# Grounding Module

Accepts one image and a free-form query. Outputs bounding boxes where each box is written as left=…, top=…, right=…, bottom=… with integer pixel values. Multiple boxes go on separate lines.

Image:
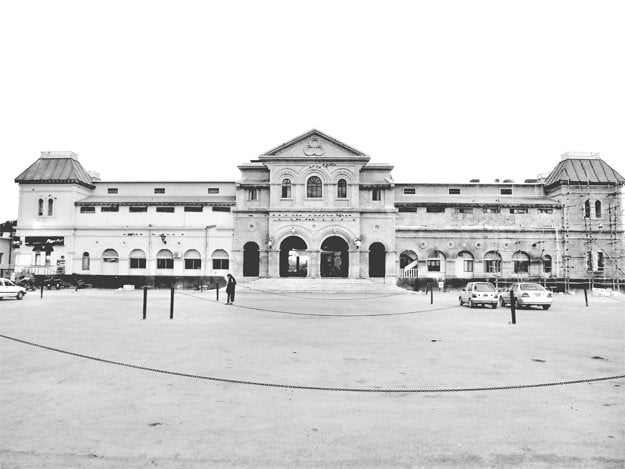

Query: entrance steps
left=244, top=277, right=402, bottom=294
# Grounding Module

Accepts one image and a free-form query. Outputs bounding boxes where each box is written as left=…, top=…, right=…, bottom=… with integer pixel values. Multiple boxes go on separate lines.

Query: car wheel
left=542, top=305, right=550, bottom=310
left=468, top=299, right=475, bottom=309
left=492, top=303, right=498, bottom=309
left=458, top=296, right=464, bottom=306
left=16, top=292, right=24, bottom=300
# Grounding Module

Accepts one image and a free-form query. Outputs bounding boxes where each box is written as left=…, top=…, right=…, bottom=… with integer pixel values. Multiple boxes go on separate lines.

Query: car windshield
left=474, top=283, right=495, bottom=292
left=4, top=280, right=15, bottom=286
left=520, top=283, right=545, bottom=291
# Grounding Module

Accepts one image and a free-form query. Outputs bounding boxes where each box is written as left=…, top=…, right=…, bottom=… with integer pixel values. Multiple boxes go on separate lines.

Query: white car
left=0, top=278, right=27, bottom=300
left=499, top=283, right=553, bottom=310
left=459, top=282, right=498, bottom=308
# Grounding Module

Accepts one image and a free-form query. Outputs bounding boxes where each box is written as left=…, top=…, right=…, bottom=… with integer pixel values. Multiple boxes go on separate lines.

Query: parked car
left=42, top=277, right=73, bottom=290
left=499, top=283, right=553, bottom=310
left=14, top=274, right=36, bottom=291
left=459, top=282, right=498, bottom=308
left=0, top=278, right=27, bottom=300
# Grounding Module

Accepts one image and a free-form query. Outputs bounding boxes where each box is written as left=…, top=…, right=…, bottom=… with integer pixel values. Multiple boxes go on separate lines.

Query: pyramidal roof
left=260, top=129, right=368, bottom=158
left=15, top=151, right=95, bottom=188
left=544, top=152, right=624, bottom=189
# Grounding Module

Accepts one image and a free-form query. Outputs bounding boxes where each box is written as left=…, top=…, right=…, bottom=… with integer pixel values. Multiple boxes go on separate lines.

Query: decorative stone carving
left=303, top=137, right=324, bottom=156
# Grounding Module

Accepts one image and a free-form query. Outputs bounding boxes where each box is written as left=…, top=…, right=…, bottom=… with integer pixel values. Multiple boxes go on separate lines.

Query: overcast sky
left=1, top=0, right=624, bottom=222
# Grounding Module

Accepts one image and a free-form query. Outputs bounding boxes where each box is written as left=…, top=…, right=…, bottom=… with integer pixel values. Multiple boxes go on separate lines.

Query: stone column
left=360, top=249, right=370, bottom=279
left=268, top=249, right=280, bottom=278
left=259, top=249, right=269, bottom=278
left=348, top=249, right=359, bottom=278
left=308, top=250, right=320, bottom=278
left=385, top=250, right=397, bottom=278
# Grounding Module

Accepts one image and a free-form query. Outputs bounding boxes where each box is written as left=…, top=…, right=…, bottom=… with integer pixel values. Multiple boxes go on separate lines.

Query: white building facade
left=12, top=131, right=625, bottom=289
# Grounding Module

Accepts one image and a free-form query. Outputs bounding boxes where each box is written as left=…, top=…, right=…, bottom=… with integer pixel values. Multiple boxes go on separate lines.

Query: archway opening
left=243, top=242, right=260, bottom=277
left=369, top=242, right=386, bottom=277
left=280, top=236, right=308, bottom=277
left=320, top=236, right=348, bottom=278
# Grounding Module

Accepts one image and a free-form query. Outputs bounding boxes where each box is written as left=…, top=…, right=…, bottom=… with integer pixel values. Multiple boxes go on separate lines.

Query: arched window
left=427, top=251, right=446, bottom=272
left=543, top=254, right=552, bottom=274
left=184, top=249, right=201, bottom=270
left=156, top=249, right=174, bottom=270
left=38, top=199, right=44, bottom=216
left=584, top=200, right=591, bottom=218
left=102, top=249, right=119, bottom=263
left=281, top=179, right=292, bottom=199
left=129, top=249, right=146, bottom=269
left=82, top=252, right=90, bottom=271
left=458, top=251, right=474, bottom=272
left=307, top=176, right=322, bottom=198
left=595, top=200, right=602, bottom=218
left=212, top=249, right=230, bottom=270
left=399, top=250, right=417, bottom=269
left=47, top=199, right=54, bottom=216
left=337, top=179, right=347, bottom=199
left=484, top=251, right=502, bottom=273
left=512, top=251, right=530, bottom=274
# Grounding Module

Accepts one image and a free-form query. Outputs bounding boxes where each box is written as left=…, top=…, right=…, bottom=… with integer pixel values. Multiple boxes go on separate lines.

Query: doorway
left=280, top=236, right=308, bottom=277
left=320, top=236, right=348, bottom=277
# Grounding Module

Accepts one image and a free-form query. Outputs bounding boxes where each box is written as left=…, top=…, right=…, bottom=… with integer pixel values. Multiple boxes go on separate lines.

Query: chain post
left=170, top=286, right=175, bottom=319
left=142, top=286, right=147, bottom=320
left=510, top=289, right=516, bottom=324
left=584, top=287, right=588, bottom=307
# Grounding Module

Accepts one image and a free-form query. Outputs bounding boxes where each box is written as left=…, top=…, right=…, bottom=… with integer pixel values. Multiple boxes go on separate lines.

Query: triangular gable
left=260, top=129, right=369, bottom=159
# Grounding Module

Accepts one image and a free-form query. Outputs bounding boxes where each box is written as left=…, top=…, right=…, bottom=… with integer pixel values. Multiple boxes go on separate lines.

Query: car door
left=0, top=279, right=7, bottom=298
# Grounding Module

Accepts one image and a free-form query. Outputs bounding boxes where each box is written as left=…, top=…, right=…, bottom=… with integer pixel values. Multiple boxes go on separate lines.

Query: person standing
left=226, top=273, right=236, bottom=305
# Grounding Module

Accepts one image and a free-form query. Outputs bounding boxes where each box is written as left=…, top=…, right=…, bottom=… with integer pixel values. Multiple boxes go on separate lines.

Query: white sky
left=1, top=0, right=624, bottom=222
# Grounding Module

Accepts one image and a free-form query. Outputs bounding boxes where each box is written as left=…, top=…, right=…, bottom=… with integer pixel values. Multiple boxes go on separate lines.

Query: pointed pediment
left=260, top=129, right=369, bottom=160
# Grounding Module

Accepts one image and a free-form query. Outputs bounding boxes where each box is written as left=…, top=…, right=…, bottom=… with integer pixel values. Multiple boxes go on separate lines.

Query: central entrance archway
left=320, top=236, right=349, bottom=277
left=280, top=236, right=308, bottom=277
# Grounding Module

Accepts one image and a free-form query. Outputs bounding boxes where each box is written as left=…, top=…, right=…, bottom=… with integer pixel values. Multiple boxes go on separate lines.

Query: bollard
left=430, top=284, right=434, bottom=304
left=142, top=286, right=147, bottom=320
left=216, top=284, right=219, bottom=302
left=170, top=287, right=175, bottom=320
left=510, top=289, right=516, bottom=324
left=40, top=284, right=44, bottom=299
left=584, top=287, right=588, bottom=307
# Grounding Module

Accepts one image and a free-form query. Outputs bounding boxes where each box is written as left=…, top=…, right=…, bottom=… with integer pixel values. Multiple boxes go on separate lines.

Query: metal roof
left=395, top=195, right=560, bottom=207
left=15, top=157, right=95, bottom=188
left=545, top=157, right=625, bottom=188
left=75, top=196, right=236, bottom=206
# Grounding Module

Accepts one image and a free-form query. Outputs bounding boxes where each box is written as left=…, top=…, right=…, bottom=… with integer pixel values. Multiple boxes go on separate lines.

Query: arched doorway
left=369, top=242, right=386, bottom=277
left=280, top=236, right=308, bottom=277
left=243, top=242, right=259, bottom=277
left=320, top=236, right=348, bottom=277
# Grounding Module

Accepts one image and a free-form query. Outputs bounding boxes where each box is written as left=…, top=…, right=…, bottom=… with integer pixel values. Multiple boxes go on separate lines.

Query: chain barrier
left=174, top=289, right=454, bottom=317
left=1, top=334, right=623, bottom=393
left=238, top=283, right=416, bottom=301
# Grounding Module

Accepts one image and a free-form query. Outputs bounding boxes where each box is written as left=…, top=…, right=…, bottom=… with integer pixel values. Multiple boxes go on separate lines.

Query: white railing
left=400, top=268, right=418, bottom=278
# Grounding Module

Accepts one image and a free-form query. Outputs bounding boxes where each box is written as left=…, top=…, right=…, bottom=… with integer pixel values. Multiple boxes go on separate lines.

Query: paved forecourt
left=1, top=287, right=623, bottom=467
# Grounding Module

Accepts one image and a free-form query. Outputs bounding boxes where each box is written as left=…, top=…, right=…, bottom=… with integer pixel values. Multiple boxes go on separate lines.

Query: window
left=597, top=252, right=605, bottom=272
left=102, top=249, right=119, bottom=263
left=157, top=249, right=174, bottom=269
left=398, top=207, right=417, bottom=212
left=101, top=205, right=119, bottom=212
left=156, top=206, right=175, bottom=213
left=512, top=252, right=530, bottom=273
left=426, top=206, right=445, bottom=213
left=47, top=199, right=54, bottom=216
left=154, top=188, right=165, bottom=194
left=80, top=206, right=95, bottom=213
left=403, top=188, right=416, bottom=195
left=372, top=188, right=382, bottom=201
left=208, top=188, right=220, bottom=194
left=281, top=179, right=292, bottom=199
left=538, top=208, right=553, bottom=214
left=543, top=255, right=552, bottom=274
left=184, top=250, right=202, bottom=270
left=449, top=188, right=461, bottom=195
left=129, top=249, right=146, bottom=269
left=484, top=251, right=502, bottom=273
left=307, top=176, right=322, bottom=198
left=247, top=188, right=259, bottom=201
left=510, top=208, right=528, bottom=214
left=595, top=200, right=602, bottom=218
left=501, top=188, right=512, bottom=195
left=38, top=199, right=44, bottom=216
left=455, top=207, right=473, bottom=214
left=584, top=200, right=591, bottom=218
left=107, top=188, right=118, bottom=194
left=427, top=259, right=440, bottom=271
left=483, top=207, right=500, bottom=214
left=129, top=206, right=147, bottom=212
left=184, top=206, right=203, bottom=212
left=212, top=206, right=231, bottom=212
left=212, top=249, right=230, bottom=270
left=337, top=179, right=347, bottom=199
left=82, top=252, right=90, bottom=270
left=464, top=259, right=474, bottom=272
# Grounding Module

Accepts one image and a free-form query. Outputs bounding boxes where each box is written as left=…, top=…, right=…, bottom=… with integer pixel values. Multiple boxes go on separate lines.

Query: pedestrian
left=226, top=273, right=236, bottom=305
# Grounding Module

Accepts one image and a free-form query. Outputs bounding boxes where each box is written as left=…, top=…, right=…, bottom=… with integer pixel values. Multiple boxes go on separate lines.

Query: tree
left=0, top=220, right=17, bottom=234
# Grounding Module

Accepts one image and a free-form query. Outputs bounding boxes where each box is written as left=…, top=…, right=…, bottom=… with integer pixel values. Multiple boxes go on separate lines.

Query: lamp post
left=203, top=225, right=217, bottom=289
